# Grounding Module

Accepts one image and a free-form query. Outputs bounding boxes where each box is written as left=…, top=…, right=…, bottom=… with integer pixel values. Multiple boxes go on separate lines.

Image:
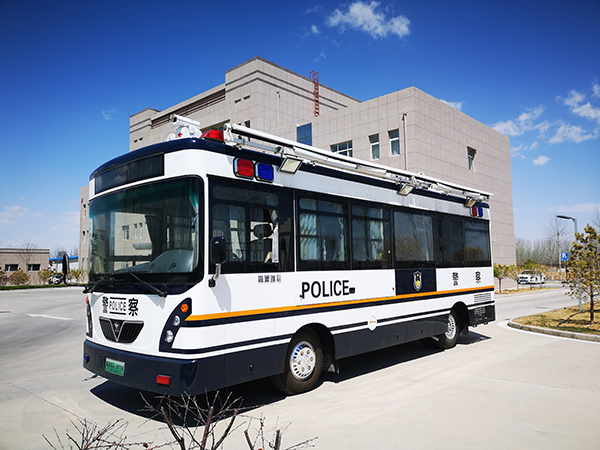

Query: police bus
left=83, top=116, right=495, bottom=395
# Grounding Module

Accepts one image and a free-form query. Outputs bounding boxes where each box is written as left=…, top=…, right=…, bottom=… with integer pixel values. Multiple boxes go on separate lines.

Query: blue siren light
left=255, top=163, right=274, bottom=182
left=471, top=206, right=484, bottom=217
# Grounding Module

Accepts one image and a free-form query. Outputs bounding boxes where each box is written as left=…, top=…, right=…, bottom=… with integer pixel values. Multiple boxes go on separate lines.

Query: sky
left=1, top=0, right=599, bottom=255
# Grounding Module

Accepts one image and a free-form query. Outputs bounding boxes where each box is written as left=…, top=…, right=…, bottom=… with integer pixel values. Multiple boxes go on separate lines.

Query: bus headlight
left=86, top=297, right=93, bottom=338
left=165, top=330, right=174, bottom=343
left=173, top=316, right=181, bottom=326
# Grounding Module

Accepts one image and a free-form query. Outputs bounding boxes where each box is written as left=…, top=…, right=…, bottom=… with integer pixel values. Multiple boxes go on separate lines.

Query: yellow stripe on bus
left=186, top=285, right=494, bottom=322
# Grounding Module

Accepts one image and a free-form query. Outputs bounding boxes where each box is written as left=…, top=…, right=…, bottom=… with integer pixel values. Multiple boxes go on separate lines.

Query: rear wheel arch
left=306, top=323, right=336, bottom=370
left=452, top=302, right=469, bottom=330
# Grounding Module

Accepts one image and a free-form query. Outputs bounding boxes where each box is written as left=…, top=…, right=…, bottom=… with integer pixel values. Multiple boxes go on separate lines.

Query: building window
left=369, top=134, right=380, bottom=160
left=297, top=123, right=312, bottom=146
left=122, top=225, right=130, bottom=240
left=27, top=264, right=41, bottom=271
left=468, top=147, right=476, bottom=171
left=389, top=129, right=400, bottom=156
left=331, top=141, right=353, bottom=157
left=4, top=264, right=18, bottom=271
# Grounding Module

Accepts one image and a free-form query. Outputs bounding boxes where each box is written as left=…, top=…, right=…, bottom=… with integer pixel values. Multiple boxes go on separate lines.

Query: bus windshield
left=88, top=177, right=203, bottom=283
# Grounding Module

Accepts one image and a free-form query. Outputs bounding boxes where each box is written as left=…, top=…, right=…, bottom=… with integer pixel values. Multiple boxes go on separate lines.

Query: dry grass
left=514, top=303, right=600, bottom=335
left=495, top=286, right=554, bottom=295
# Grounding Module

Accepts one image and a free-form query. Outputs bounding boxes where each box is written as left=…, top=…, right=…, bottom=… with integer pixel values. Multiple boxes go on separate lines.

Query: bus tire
left=272, top=328, right=323, bottom=395
left=434, top=309, right=460, bottom=349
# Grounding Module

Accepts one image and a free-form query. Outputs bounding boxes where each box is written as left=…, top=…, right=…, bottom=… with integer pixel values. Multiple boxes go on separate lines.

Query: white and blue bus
left=83, top=117, right=495, bottom=395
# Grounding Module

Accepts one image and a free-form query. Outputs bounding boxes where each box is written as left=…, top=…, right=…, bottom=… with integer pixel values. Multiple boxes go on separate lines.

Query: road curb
left=508, top=320, right=600, bottom=342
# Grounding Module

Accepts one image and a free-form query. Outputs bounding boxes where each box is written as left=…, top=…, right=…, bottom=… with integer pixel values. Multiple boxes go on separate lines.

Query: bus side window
left=210, top=179, right=292, bottom=273
left=465, top=219, right=491, bottom=266
left=298, top=196, right=349, bottom=271
left=250, top=209, right=279, bottom=264
left=436, top=215, right=465, bottom=267
left=351, top=204, right=391, bottom=269
left=393, top=210, right=434, bottom=269
left=212, top=204, right=246, bottom=262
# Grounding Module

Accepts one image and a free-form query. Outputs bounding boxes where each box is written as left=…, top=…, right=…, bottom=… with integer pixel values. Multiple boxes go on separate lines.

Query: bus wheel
left=434, top=309, right=459, bottom=349
left=272, top=328, right=323, bottom=395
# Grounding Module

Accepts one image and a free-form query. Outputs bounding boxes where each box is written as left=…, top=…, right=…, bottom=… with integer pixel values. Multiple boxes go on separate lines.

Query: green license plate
left=105, top=358, right=125, bottom=376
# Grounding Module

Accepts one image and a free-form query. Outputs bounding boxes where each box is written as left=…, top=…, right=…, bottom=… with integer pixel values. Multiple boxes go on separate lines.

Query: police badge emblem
left=413, top=271, right=422, bottom=291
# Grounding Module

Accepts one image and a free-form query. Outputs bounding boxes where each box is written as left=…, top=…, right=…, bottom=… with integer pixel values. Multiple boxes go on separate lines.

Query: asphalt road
left=1, top=285, right=598, bottom=449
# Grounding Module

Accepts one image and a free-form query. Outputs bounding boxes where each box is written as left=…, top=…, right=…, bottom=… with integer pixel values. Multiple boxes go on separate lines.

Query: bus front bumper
left=83, top=340, right=213, bottom=396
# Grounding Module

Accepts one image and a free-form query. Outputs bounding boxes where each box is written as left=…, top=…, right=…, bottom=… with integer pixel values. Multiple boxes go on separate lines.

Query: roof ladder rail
left=221, top=123, right=492, bottom=202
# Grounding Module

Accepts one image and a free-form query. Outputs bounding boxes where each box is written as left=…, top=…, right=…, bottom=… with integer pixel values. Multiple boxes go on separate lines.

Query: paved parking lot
left=1, top=286, right=598, bottom=449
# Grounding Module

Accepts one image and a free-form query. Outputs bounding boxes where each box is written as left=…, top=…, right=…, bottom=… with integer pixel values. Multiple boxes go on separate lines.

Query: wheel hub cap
left=290, top=341, right=315, bottom=380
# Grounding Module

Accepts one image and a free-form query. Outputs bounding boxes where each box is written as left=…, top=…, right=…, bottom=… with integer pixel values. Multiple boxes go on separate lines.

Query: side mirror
left=209, top=236, right=226, bottom=288
left=62, top=254, right=70, bottom=284
left=210, top=236, right=226, bottom=264
left=62, top=254, right=70, bottom=275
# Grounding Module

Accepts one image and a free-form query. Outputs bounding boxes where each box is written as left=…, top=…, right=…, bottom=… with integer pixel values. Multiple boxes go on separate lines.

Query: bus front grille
left=99, top=317, right=144, bottom=343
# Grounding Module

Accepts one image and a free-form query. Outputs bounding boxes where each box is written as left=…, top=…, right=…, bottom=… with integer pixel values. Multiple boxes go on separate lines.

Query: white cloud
left=0, top=205, right=29, bottom=224
left=102, top=108, right=117, bottom=121
left=305, top=5, right=322, bottom=14
left=440, top=99, right=463, bottom=111
left=548, top=123, right=599, bottom=144
left=299, top=24, right=322, bottom=39
left=533, top=155, right=550, bottom=166
left=511, top=141, right=539, bottom=159
left=492, top=105, right=549, bottom=137
left=559, top=87, right=600, bottom=124
left=314, top=51, right=327, bottom=62
left=326, top=1, right=410, bottom=39
left=51, top=211, right=80, bottom=233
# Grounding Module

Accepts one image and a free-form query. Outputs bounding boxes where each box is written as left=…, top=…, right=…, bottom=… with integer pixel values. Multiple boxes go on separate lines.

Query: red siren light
left=234, top=158, right=255, bottom=179
left=201, top=129, right=224, bottom=142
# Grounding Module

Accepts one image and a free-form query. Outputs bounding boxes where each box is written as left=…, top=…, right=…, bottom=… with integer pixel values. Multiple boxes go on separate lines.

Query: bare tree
left=18, top=238, right=39, bottom=273
left=592, top=205, right=600, bottom=230
left=44, top=391, right=317, bottom=450
left=51, top=245, right=67, bottom=259
left=515, top=238, right=533, bottom=265
left=545, top=212, right=570, bottom=267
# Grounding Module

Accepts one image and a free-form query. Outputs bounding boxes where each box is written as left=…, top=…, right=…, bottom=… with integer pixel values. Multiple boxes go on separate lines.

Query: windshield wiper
left=127, top=271, right=168, bottom=297
left=83, top=274, right=114, bottom=294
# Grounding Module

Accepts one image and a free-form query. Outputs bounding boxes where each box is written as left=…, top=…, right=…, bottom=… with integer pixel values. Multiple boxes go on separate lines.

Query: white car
left=517, top=270, right=546, bottom=284
left=49, top=273, right=64, bottom=285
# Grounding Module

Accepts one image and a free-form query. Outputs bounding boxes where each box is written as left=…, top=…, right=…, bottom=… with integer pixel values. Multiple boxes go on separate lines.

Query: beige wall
left=0, top=248, right=50, bottom=284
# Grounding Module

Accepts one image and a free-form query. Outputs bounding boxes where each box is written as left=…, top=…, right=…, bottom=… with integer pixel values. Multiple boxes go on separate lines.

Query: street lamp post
left=556, top=215, right=581, bottom=311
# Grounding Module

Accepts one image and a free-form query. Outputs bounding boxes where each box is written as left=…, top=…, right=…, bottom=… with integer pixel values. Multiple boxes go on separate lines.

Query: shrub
left=38, top=269, right=53, bottom=285
left=9, top=269, right=30, bottom=286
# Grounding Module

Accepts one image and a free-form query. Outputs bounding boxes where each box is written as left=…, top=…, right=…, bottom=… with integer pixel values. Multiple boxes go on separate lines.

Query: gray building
left=81, top=56, right=515, bottom=266
left=0, top=248, right=50, bottom=285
